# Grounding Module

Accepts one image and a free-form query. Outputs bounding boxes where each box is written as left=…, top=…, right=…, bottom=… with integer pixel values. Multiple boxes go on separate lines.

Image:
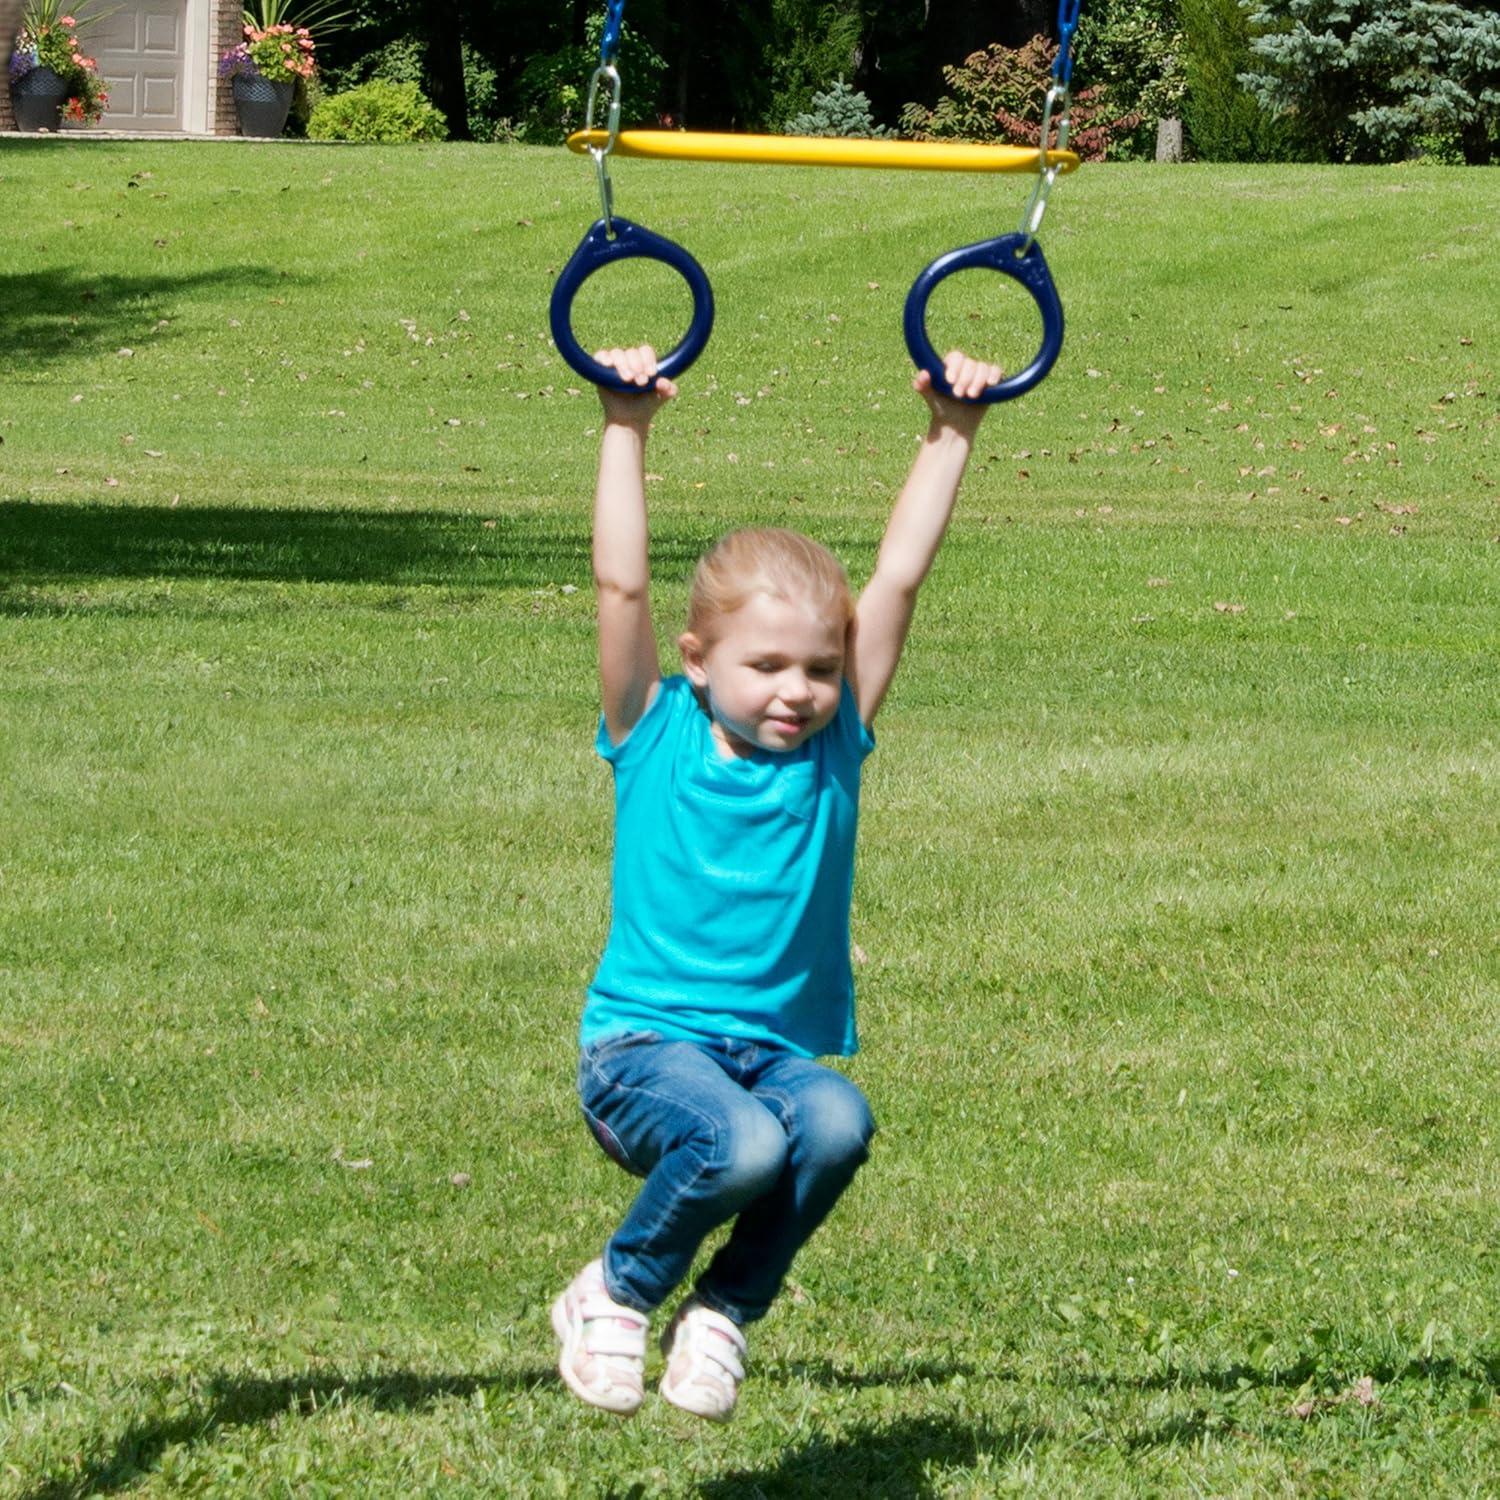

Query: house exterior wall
left=210, top=0, right=242, bottom=135
left=3, top=1, right=246, bottom=134
left=0, top=0, right=17, bottom=130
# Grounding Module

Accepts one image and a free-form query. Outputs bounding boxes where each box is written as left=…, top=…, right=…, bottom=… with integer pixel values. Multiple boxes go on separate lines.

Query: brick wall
left=1, top=0, right=19, bottom=131
left=210, top=0, right=243, bottom=135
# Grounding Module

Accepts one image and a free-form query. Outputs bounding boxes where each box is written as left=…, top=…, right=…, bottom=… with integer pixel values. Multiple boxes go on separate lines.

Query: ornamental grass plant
left=218, top=1, right=350, bottom=93
left=218, top=22, right=316, bottom=88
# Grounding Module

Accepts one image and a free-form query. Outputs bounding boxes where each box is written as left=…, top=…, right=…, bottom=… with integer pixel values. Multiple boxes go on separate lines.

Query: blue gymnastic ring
left=903, top=233, right=1065, bottom=403
left=549, top=216, right=715, bottom=391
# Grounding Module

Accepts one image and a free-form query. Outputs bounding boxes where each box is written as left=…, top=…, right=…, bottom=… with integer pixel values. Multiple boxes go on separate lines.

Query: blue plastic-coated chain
left=907, top=0, right=1081, bottom=400
left=903, top=234, right=1064, bottom=404
left=1054, top=0, right=1082, bottom=85
left=550, top=217, right=716, bottom=391
left=1017, top=0, right=1082, bottom=251
left=557, top=1, right=715, bottom=388
left=599, top=0, right=626, bottom=65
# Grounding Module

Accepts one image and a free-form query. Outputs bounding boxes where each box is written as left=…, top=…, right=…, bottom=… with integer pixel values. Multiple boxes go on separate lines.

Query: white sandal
left=659, top=1297, right=747, bottom=1421
left=550, top=1258, right=649, bottom=1415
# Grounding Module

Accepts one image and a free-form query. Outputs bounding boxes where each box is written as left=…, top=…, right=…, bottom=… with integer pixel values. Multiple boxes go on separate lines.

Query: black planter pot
left=12, top=64, right=71, bottom=132
left=232, top=75, right=294, bottom=138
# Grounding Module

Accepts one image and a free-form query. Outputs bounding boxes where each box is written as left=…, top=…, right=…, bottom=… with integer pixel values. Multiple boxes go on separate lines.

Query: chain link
left=586, top=63, right=623, bottom=234
left=586, top=0, right=628, bottom=234
left=1016, top=83, right=1072, bottom=252
left=1016, top=0, right=1082, bottom=252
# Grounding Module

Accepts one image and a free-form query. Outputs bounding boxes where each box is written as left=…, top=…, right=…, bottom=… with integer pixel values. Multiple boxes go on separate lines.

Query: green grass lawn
left=2, top=138, right=1498, bottom=1496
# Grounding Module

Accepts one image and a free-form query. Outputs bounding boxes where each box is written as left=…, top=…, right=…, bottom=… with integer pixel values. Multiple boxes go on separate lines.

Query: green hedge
left=308, top=81, right=448, bottom=144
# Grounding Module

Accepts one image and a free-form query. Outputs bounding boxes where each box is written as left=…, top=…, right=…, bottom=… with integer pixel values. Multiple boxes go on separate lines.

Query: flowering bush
left=219, top=23, right=316, bottom=88
left=9, top=3, right=109, bottom=125
left=900, top=37, right=1142, bottom=163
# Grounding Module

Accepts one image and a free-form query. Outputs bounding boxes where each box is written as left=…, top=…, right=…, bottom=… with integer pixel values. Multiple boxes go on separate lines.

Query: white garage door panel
left=144, top=13, right=178, bottom=51
left=142, top=76, right=179, bottom=117
left=92, top=1, right=186, bottom=131
left=101, top=75, right=137, bottom=115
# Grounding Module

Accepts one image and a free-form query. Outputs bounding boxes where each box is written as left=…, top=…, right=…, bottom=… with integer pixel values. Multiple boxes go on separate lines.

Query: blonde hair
left=687, top=527, right=853, bottom=642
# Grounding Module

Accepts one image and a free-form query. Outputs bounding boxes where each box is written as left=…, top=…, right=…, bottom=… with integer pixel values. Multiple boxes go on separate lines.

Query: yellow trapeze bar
left=567, top=129, right=1080, bottom=175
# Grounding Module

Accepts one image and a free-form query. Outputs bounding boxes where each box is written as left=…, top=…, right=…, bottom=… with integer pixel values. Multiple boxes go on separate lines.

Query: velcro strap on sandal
left=692, top=1308, right=746, bottom=1380
left=578, top=1296, right=647, bottom=1358
left=583, top=1325, right=646, bottom=1360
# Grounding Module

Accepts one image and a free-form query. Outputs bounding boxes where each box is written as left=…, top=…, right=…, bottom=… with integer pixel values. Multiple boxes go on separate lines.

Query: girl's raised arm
left=848, top=352, right=1000, bottom=727
left=592, top=347, right=677, bottom=744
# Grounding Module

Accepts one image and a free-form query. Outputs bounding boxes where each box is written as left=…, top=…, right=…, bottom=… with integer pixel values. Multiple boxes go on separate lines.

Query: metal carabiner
left=585, top=64, right=622, bottom=235
left=1017, top=0, right=1080, bottom=251
left=1017, top=82, right=1072, bottom=254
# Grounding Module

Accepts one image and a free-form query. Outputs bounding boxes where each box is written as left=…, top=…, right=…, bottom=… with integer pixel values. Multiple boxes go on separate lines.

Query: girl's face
left=680, top=592, right=846, bottom=757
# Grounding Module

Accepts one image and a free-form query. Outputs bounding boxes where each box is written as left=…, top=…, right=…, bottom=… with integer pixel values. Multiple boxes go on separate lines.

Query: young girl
left=554, top=343, right=1002, bottom=1420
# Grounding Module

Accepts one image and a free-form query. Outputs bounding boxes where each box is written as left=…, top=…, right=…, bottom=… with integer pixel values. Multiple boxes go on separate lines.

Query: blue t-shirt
left=583, top=674, right=875, bottom=1058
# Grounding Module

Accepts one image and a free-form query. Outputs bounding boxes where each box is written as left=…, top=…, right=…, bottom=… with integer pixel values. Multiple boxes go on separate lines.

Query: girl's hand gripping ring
left=549, top=218, right=715, bottom=391
left=903, top=233, right=1065, bottom=403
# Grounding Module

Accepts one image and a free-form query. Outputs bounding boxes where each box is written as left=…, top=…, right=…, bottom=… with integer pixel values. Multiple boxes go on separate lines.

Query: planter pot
left=232, top=75, right=294, bottom=138
left=12, top=65, right=71, bottom=132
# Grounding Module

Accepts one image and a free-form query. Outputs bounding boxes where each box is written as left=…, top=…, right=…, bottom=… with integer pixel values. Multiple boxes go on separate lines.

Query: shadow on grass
left=20, top=1349, right=1498, bottom=1496
left=19, top=1365, right=555, bottom=1500
left=0, top=500, right=704, bottom=596
left=704, top=1352, right=1500, bottom=1496
left=0, top=266, right=291, bottom=368
left=698, top=1414, right=1045, bottom=1499
left=770, top=1356, right=983, bottom=1390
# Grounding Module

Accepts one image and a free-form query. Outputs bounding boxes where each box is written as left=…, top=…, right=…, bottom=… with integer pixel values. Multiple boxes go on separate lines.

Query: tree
left=1241, top=0, right=1500, bottom=163
left=761, top=0, right=865, bottom=127
left=418, top=0, right=468, bottom=139
left=321, top=0, right=593, bottom=141
left=1179, top=0, right=1302, bottom=160
left=319, top=0, right=483, bottom=138
left=918, top=0, right=1054, bottom=93
left=1073, top=0, right=1187, bottom=158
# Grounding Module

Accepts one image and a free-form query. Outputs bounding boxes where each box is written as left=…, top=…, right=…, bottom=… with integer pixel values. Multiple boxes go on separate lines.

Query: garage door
left=90, top=1, right=186, bottom=130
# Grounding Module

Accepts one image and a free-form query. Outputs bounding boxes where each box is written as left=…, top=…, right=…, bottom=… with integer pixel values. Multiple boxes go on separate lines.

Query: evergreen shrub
left=1179, top=0, right=1302, bottom=160
left=784, top=78, right=890, bottom=137
left=308, top=79, right=447, bottom=142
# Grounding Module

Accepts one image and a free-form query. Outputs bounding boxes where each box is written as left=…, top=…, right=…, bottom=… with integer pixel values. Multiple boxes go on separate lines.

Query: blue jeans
left=578, top=1032, right=875, bottom=1325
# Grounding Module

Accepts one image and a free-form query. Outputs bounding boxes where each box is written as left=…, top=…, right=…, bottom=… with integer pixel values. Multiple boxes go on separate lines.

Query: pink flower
left=60, top=13, right=76, bottom=23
